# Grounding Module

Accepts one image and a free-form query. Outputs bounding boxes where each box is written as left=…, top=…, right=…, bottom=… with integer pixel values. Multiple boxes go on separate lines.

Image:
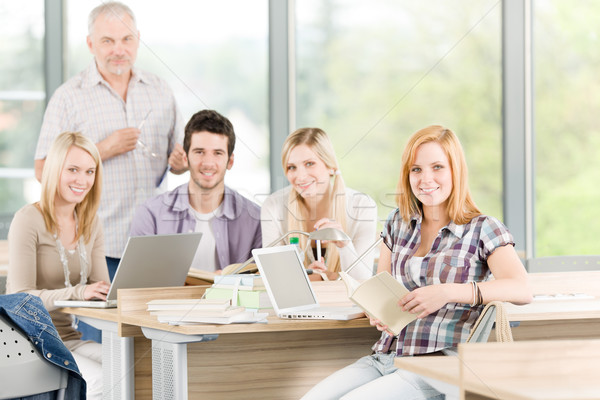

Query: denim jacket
left=0, top=293, right=86, bottom=399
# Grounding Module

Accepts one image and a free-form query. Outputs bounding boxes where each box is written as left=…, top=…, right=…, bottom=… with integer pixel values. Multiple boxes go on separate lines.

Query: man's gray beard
left=115, top=67, right=123, bottom=75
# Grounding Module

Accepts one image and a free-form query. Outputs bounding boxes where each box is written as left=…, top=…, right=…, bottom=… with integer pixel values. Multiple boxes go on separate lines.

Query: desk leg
left=151, top=340, right=188, bottom=400
left=76, top=315, right=135, bottom=400
left=102, top=330, right=134, bottom=400
left=142, top=328, right=218, bottom=400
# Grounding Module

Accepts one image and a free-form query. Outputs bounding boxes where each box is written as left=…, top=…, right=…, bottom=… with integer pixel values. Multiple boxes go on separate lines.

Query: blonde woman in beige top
left=7, top=131, right=109, bottom=400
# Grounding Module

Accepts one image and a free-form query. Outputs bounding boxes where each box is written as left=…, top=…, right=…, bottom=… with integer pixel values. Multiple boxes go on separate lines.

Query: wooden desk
left=526, top=271, right=600, bottom=297
left=118, top=285, right=378, bottom=400
left=496, top=271, right=600, bottom=341
left=395, top=340, right=600, bottom=400
left=62, top=272, right=600, bottom=398
left=63, top=283, right=379, bottom=400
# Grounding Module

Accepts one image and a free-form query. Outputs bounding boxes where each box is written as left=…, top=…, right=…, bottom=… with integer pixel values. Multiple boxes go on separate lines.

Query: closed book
left=204, top=287, right=272, bottom=309
left=147, top=298, right=231, bottom=311
left=340, top=271, right=417, bottom=336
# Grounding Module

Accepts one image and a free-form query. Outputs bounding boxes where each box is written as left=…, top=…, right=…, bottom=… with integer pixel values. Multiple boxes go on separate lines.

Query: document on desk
left=533, top=293, right=594, bottom=301
left=157, top=311, right=269, bottom=325
left=504, top=296, right=600, bottom=320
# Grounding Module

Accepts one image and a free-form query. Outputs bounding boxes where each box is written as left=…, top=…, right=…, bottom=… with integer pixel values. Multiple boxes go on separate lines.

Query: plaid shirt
left=35, top=62, right=184, bottom=257
left=372, top=209, right=514, bottom=356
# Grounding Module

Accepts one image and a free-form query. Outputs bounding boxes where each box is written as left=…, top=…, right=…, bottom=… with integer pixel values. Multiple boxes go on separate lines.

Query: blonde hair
left=281, top=127, right=346, bottom=272
left=39, top=132, right=103, bottom=242
left=395, top=125, right=481, bottom=224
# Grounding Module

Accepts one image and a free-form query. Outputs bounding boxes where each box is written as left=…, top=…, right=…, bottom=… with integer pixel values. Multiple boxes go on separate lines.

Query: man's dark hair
left=183, top=110, right=236, bottom=157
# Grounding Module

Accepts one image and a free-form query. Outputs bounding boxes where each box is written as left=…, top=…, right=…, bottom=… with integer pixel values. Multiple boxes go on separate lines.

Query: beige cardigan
left=7, top=203, right=109, bottom=341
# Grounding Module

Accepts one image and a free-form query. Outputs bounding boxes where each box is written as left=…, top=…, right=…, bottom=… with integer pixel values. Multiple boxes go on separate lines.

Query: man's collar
left=81, top=62, right=104, bottom=88
left=130, top=67, right=147, bottom=83
left=219, top=186, right=237, bottom=220
left=168, top=184, right=192, bottom=212
left=82, top=61, right=145, bottom=88
left=171, top=184, right=237, bottom=219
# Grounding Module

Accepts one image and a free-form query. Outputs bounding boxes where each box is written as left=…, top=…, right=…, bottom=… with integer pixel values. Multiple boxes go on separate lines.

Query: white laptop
left=252, top=245, right=364, bottom=320
left=54, top=232, right=203, bottom=309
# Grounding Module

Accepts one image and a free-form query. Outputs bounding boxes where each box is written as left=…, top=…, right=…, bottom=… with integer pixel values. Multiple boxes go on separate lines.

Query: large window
left=3, top=1, right=599, bottom=257
left=534, top=1, right=600, bottom=255
left=0, top=1, right=45, bottom=237
left=65, top=0, right=270, bottom=198
left=295, top=0, right=503, bottom=227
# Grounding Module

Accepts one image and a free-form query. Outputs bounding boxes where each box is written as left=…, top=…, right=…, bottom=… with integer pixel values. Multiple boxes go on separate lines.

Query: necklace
left=53, top=212, right=89, bottom=329
left=54, top=234, right=88, bottom=289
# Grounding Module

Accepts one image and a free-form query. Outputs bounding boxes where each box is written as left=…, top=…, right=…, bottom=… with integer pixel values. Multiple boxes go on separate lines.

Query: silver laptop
left=55, top=232, right=203, bottom=309
left=252, top=245, right=364, bottom=320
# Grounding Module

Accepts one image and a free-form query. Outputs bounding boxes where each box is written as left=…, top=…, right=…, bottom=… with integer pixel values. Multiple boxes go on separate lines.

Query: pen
left=316, top=227, right=322, bottom=263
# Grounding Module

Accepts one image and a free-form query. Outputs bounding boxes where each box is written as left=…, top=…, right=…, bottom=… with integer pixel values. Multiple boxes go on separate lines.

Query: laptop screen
left=106, top=232, right=203, bottom=300
left=253, top=246, right=317, bottom=310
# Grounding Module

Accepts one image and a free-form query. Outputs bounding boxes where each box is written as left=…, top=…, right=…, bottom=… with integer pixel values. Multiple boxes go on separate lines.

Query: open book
left=188, top=263, right=258, bottom=284
left=340, top=271, right=417, bottom=336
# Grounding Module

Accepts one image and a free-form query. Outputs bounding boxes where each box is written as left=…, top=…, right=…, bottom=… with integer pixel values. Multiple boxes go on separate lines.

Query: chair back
left=467, top=301, right=513, bottom=343
left=527, top=255, right=600, bottom=273
left=0, top=314, right=67, bottom=399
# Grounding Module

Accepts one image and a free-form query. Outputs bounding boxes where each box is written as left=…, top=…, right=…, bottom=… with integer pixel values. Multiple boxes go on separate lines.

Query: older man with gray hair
left=35, top=2, right=187, bottom=281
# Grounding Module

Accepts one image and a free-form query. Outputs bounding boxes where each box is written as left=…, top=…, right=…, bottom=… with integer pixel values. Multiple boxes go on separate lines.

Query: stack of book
left=204, top=274, right=273, bottom=314
left=147, top=298, right=267, bottom=325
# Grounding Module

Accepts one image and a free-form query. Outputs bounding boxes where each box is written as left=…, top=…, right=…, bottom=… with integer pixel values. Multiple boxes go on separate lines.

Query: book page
left=348, top=271, right=417, bottom=335
left=188, top=268, right=217, bottom=283
left=221, top=263, right=258, bottom=275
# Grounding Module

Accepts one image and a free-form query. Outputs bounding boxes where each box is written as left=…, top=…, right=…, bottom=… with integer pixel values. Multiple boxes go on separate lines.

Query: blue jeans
left=77, top=320, right=101, bottom=343
left=78, top=256, right=120, bottom=343
left=300, top=353, right=444, bottom=400
left=106, top=256, right=120, bottom=281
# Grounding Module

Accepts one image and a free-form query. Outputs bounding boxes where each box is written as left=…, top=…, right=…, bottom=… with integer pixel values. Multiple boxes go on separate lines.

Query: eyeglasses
left=137, top=138, right=158, bottom=159
left=138, top=110, right=158, bottom=159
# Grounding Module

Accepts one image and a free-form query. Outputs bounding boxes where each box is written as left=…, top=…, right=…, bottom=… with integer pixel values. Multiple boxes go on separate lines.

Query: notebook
left=54, top=232, right=203, bottom=309
left=252, top=245, right=364, bottom=320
